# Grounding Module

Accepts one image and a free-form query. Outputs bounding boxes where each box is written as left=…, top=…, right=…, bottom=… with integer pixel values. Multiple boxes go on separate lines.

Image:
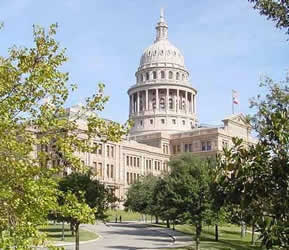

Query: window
left=160, top=98, right=165, bottom=109
left=150, top=119, right=153, bottom=125
left=127, top=172, right=129, bottom=184
left=172, top=119, right=176, bottom=125
left=140, top=74, right=143, bottom=82
left=107, top=164, right=110, bottom=177
left=126, top=156, right=129, bottom=166
left=184, top=144, right=188, bottom=152
left=130, top=156, right=133, bottom=166
left=155, top=161, right=157, bottom=170
left=188, top=144, right=192, bottom=152
left=111, top=146, right=114, bottom=158
left=177, top=145, right=181, bottom=152
left=111, top=165, right=114, bottom=178
left=207, top=141, right=212, bottom=151
left=182, top=120, right=185, bottom=125
left=149, top=160, right=152, bottom=169
left=182, top=74, right=185, bottom=80
left=153, top=71, right=157, bottom=79
left=161, top=119, right=165, bottom=124
left=161, top=71, right=165, bottom=79
left=134, top=157, right=136, bottom=167
left=106, top=145, right=110, bottom=157
left=158, top=161, right=160, bottom=171
left=173, top=145, right=177, bottom=154
left=201, top=142, right=206, bottom=151
left=98, top=144, right=102, bottom=155
left=146, top=72, right=149, bottom=81
left=137, top=158, right=140, bottom=167
left=169, top=71, right=173, bottom=79
left=176, top=72, right=180, bottom=80
left=140, top=120, right=143, bottom=126
left=98, top=162, right=103, bottom=177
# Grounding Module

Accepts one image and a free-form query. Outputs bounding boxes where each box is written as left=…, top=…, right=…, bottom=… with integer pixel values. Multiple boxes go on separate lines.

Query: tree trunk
left=173, top=221, right=175, bottom=231
left=166, top=219, right=170, bottom=228
left=70, top=222, right=75, bottom=236
left=251, top=223, right=255, bottom=245
left=75, top=223, right=80, bottom=250
left=62, top=221, right=65, bottom=241
left=195, top=222, right=202, bottom=250
left=155, top=215, right=159, bottom=224
left=215, top=224, right=219, bottom=242
left=241, top=221, right=246, bottom=238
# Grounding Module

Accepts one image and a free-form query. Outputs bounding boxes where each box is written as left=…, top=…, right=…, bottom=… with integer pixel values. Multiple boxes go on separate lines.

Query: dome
left=139, top=9, right=186, bottom=70
left=140, top=40, right=185, bottom=68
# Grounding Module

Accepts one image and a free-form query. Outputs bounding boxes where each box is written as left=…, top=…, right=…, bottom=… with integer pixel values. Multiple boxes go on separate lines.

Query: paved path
left=62, top=222, right=192, bottom=250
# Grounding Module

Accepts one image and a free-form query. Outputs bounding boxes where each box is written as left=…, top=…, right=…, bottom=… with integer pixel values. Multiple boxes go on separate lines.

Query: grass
left=160, top=224, right=262, bottom=250
left=39, top=223, right=98, bottom=243
left=106, top=209, right=143, bottom=222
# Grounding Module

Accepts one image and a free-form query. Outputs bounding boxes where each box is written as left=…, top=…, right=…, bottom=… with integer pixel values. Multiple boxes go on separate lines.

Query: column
left=185, top=91, right=188, bottom=114
left=137, top=91, right=140, bottom=113
left=156, top=89, right=159, bottom=110
left=191, top=93, right=194, bottom=114
left=145, top=89, right=149, bottom=111
left=166, top=88, right=169, bottom=112
left=176, top=89, right=179, bottom=113
left=193, top=94, right=196, bottom=114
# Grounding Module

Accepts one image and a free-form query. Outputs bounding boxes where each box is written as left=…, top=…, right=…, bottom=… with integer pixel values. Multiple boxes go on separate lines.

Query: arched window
left=176, top=72, right=180, bottom=80
left=140, top=74, right=143, bottom=82
left=182, top=74, right=185, bottom=80
left=161, top=71, right=165, bottom=79
left=146, top=72, right=149, bottom=81
left=152, top=98, right=156, bottom=109
left=153, top=71, right=157, bottom=79
left=169, top=71, right=173, bottom=79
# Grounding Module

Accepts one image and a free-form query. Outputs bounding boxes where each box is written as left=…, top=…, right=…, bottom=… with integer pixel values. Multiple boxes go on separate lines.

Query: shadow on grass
left=39, top=228, right=70, bottom=233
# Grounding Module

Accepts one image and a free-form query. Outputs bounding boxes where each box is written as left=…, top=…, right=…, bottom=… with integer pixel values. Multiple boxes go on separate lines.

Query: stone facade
left=63, top=10, right=256, bottom=204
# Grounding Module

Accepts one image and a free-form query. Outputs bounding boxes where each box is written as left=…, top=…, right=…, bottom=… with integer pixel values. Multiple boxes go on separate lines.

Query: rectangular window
left=201, top=142, right=206, bottom=151
left=98, top=162, right=103, bottom=177
left=107, top=164, right=110, bottom=178
left=98, top=144, right=102, bottom=155
left=126, top=156, right=130, bottom=166
left=93, top=142, right=98, bottom=154
left=130, top=156, right=133, bottom=166
left=177, top=145, right=181, bottom=152
left=106, top=145, right=110, bottom=157
left=111, top=146, right=114, bottom=157
left=127, top=172, right=129, bottom=184
left=134, top=157, right=136, bottom=167
left=111, top=165, right=114, bottom=178
left=161, top=119, right=165, bottom=124
left=189, top=144, right=192, bottom=152
left=184, top=144, right=188, bottom=152
left=158, top=161, right=160, bottom=171
left=172, top=119, right=176, bottom=125
left=154, top=161, right=157, bottom=170
left=207, top=141, right=212, bottom=151
left=137, top=158, right=140, bottom=167
left=173, top=145, right=177, bottom=154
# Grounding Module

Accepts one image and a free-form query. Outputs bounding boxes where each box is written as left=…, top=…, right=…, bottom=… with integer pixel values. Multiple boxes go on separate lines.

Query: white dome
left=140, top=40, right=185, bottom=68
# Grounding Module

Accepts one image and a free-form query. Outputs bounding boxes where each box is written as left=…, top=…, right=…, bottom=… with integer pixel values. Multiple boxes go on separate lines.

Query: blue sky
left=1, top=0, right=288, bottom=125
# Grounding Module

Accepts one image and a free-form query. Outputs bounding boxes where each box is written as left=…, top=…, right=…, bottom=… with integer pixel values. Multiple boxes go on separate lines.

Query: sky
left=0, top=0, right=288, bottom=125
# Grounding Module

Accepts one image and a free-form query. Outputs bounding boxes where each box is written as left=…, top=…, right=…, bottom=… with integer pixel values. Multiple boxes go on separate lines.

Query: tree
left=0, top=24, right=129, bottom=248
left=167, top=154, right=213, bottom=250
left=124, top=174, right=159, bottom=221
left=216, top=74, right=289, bottom=249
left=56, top=172, right=116, bottom=249
left=248, top=0, right=289, bottom=34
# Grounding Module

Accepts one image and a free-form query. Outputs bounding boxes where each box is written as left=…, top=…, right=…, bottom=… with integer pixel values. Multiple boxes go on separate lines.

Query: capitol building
left=69, top=10, right=255, bottom=201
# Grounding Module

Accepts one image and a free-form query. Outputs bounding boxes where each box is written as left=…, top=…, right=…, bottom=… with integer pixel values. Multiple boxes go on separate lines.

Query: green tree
left=167, top=154, right=213, bottom=250
left=0, top=24, right=129, bottom=248
left=216, top=74, right=289, bottom=249
left=56, top=172, right=116, bottom=249
left=248, top=0, right=289, bottom=34
left=124, top=174, right=159, bottom=221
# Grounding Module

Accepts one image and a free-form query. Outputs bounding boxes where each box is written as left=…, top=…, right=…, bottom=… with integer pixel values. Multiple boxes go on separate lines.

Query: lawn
left=39, top=223, right=98, bottom=243
left=163, top=224, right=262, bottom=250
left=106, top=209, right=143, bottom=222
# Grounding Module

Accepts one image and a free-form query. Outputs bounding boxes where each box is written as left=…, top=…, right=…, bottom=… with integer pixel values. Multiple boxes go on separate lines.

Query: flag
left=232, top=90, right=239, bottom=104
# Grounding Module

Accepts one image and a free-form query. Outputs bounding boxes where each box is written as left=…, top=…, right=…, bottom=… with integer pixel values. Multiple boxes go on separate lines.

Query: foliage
left=124, top=174, right=159, bottom=216
left=248, top=0, right=289, bottom=35
left=0, top=24, right=129, bottom=248
left=216, top=74, right=289, bottom=249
